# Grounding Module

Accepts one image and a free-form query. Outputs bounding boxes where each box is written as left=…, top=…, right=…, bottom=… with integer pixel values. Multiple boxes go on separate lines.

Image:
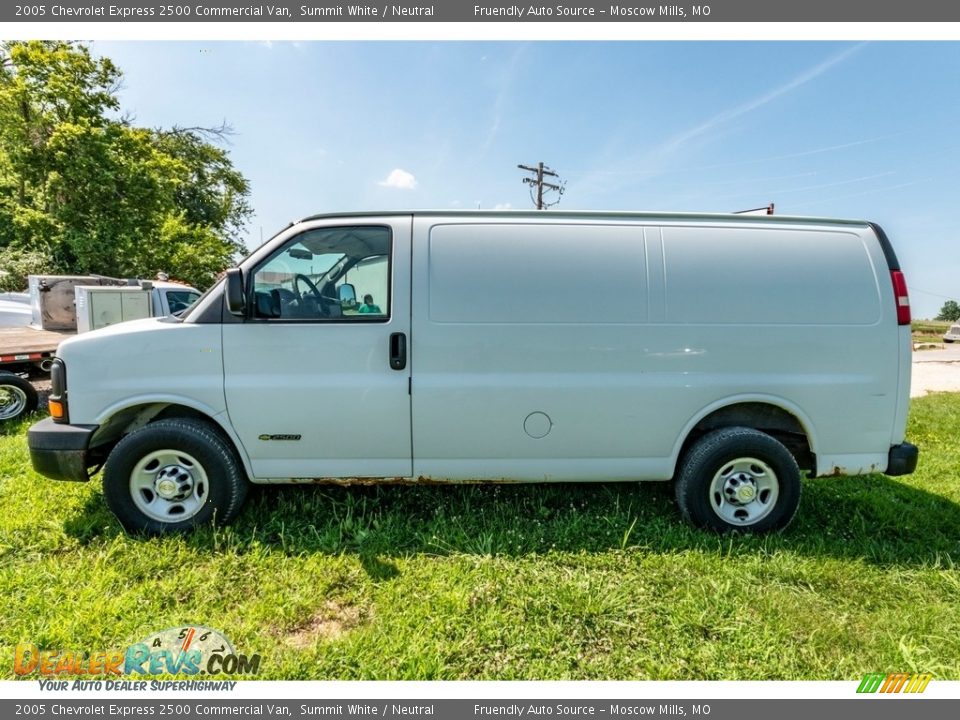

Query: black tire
left=103, top=418, right=248, bottom=535
left=675, top=427, right=801, bottom=533
left=0, top=372, right=39, bottom=423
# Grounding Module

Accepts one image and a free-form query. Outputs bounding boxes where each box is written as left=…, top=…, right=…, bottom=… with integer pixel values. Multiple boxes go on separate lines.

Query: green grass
left=2, top=395, right=960, bottom=680
left=912, top=320, right=951, bottom=344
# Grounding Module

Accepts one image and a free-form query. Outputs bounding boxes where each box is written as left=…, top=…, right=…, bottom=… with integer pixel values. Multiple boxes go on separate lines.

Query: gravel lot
left=911, top=348, right=960, bottom=397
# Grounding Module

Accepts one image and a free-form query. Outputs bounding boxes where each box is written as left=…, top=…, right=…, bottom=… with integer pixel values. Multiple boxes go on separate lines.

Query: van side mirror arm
left=225, top=268, right=245, bottom=316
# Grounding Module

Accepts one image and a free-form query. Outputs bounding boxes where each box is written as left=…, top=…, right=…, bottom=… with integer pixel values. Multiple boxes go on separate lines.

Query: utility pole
left=518, top=162, right=565, bottom=209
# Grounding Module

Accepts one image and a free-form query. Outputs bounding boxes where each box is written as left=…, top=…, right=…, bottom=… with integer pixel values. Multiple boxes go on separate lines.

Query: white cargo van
left=27, top=211, right=918, bottom=534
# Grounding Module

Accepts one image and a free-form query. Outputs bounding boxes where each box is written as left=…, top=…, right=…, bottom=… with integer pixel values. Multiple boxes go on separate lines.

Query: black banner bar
left=4, top=0, right=960, bottom=23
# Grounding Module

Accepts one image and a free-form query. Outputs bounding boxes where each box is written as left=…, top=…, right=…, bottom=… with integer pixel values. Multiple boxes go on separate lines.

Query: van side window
left=250, top=226, right=391, bottom=321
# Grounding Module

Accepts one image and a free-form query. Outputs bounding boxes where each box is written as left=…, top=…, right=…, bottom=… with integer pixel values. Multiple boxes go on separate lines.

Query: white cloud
left=493, top=203, right=513, bottom=210
left=378, top=169, right=418, bottom=190
left=259, top=41, right=303, bottom=51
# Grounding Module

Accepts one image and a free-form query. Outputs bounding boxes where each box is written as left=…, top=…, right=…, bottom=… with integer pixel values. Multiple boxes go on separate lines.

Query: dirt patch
left=284, top=600, right=363, bottom=648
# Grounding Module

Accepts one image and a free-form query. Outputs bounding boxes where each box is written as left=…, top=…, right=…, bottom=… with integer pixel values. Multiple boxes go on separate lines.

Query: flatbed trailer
left=0, top=326, right=67, bottom=422
left=0, top=326, right=72, bottom=374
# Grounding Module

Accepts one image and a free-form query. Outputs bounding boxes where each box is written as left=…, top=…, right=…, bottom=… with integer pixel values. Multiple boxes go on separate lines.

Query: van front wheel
left=675, top=427, right=801, bottom=533
left=103, top=419, right=248, bottom=535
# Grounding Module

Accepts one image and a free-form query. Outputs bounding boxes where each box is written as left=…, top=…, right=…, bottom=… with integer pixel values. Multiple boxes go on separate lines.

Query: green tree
left=0, top=247, right=51, bottom=292
left=936, top=300, right=960, bottom=322
left=0, top=41, right=250, bottom=290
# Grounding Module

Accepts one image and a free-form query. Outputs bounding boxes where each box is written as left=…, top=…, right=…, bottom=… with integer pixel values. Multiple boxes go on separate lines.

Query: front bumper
left=28, top=418, right=99, bottom=482
left=885, top=442, right=919, bottom=477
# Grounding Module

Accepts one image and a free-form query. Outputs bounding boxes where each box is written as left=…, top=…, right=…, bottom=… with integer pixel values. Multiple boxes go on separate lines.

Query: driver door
left=222, top=217, right=412, bottom=480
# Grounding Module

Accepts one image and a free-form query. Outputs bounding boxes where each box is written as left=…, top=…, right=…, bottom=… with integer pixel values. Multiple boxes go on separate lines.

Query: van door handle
left=389, top=332, right=407, bottom=371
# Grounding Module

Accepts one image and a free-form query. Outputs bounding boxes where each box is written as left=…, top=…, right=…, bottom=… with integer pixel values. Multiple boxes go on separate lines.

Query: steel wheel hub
left=709, top=457, right=780, bottom=526
left=724, top=473, right=758, bottom=504
left=154, top=465, right=194, bottom=500
left=130, top=449, right=209, bottom=523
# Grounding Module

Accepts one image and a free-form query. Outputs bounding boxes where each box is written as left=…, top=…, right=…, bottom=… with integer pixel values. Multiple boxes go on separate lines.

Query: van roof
left=298, top=209, right=873, bottom=227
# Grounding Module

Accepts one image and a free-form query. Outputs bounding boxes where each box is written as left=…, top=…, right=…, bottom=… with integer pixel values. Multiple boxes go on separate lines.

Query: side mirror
left=338, top=283, right=357, bottom=306
left=225, top=268, right=245, bottom=316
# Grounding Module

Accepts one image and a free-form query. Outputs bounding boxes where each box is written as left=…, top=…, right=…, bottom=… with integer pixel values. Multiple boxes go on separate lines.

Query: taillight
left=890, top=270, right=911, bottom=326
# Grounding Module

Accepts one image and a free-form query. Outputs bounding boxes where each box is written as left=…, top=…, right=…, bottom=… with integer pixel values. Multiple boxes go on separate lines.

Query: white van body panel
left=56, top=317, right=226, bottom=427
left=892, top=325, right=913, bottom=444
left=409, top=216, right=900, bottom=481
left=50, top=210, right=912, bottom=489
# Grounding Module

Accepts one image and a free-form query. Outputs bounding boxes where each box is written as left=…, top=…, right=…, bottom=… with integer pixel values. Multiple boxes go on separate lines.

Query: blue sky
left=96, top=41, right=960, bottom=318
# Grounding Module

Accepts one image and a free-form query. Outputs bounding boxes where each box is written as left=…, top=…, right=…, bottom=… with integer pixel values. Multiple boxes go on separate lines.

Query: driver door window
left=250, top=226, right=391, bottom=321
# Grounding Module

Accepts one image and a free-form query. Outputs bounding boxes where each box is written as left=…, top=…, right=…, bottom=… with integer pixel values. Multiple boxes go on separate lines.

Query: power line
left=518, top=162, right=566, bottom=210
left=909, top=287, right=958, bottom=301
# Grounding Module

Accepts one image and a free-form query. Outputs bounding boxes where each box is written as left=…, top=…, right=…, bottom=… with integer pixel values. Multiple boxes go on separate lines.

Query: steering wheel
left=292, top=273, right=323, bottom=304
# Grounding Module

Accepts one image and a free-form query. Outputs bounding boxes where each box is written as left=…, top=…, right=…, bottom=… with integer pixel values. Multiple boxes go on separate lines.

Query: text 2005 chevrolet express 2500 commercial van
left=27, top=211, right=919, bottom=534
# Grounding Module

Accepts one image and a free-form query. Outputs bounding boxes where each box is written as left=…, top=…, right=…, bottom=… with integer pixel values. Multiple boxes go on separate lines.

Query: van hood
left=58, top=316, right=177, bottom=355
left=55, top=316, right=225, bottom=426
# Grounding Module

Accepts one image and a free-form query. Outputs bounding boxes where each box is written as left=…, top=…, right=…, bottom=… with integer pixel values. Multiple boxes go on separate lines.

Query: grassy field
left=2, top=394, right=960, bottom=680
left=913, top=320, right=952, bottom=345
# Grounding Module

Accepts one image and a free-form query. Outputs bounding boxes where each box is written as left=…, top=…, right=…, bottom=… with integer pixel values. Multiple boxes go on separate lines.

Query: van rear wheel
left=675, top=427, right=801, bottom=533
left=103, top=419, right=248, bottom=535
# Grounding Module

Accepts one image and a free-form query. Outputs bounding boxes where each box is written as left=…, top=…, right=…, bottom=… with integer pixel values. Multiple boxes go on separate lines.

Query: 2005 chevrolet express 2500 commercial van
left=27, top=211, right=919, bottom=534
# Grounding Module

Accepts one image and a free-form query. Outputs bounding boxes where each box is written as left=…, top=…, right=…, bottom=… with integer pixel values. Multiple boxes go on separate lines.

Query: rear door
left=222, top=216, right=412, bottom=480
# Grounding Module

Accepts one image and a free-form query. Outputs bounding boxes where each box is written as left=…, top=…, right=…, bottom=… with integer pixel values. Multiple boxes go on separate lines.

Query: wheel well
left=681, top=402, right=814, bottom=473
left=91, top=403, right=224, bottom=454
left=87, top=403, right=250, bottom=483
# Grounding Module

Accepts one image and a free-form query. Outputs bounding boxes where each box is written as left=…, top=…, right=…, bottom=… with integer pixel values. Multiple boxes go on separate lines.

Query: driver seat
left=321, top=281, right=343, bottom=318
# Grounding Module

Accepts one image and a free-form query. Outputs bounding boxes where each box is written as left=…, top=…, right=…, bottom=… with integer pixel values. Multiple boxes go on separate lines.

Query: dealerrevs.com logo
left=14, top=626, right=261, bottom=678
left=857, top=672, right=933, bottom=694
